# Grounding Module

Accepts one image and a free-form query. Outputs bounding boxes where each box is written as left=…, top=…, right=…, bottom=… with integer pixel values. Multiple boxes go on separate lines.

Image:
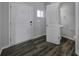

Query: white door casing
left=75, top=2, right=79, bottom=55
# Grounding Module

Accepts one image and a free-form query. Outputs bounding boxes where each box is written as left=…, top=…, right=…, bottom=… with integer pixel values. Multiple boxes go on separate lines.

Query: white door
left=10, top=4, right=33, bottom=45
left=46, top=3, right=60, bottom=44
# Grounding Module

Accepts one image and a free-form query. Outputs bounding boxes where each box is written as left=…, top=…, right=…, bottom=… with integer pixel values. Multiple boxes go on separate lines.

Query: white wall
left=8, top=2, right=46, bottom=46
left=0, top=3, right=3, bottom=53
left=11, top=2, right=46, bottom=39
left=1, top=2, right=9, bottom=47
left=0, top=2, right=46, bottom=50
left=31, top=3, right=46, bottom=38
left=25, top=2, right=46, bottom=38
left=60, top=3, right=75, bottom=40
left=0, top=2, right=9, bottom=53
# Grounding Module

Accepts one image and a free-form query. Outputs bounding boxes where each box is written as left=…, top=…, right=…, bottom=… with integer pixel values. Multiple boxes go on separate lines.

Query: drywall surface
left=0, top=2, right=9, bottom=50
left=25, top=2, right=46, bottom=38
left=0, top=2, right=46, bottom=49
left=32, top=3, right=46, bottom=38
left=60, top=3, right=75, bottom=40
left=9, top=2, right=46, bottom=46
left=11, top=2, right=46, bottom=39
left=0, top=3, right=3, bottom=52
left=1, top=2, right=9, bottom=48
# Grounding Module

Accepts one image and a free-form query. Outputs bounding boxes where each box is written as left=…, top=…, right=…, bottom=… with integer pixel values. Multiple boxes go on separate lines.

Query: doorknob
left=30, top=21, right=32, bottom=23
left=30, top=21, right=32, bottom=26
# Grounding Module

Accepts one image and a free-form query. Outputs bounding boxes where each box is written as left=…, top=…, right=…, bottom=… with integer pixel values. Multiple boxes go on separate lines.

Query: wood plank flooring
left=1, top=36, right=76, bottom=56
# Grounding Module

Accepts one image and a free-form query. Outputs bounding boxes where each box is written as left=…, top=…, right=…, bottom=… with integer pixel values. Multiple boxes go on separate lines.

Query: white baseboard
left=1, top=38, right=32, bottom=50
left=33, top=34, right=46, bottom=39
left=61, top=35, right=74, bottom=40
left=1, top=45, right=11, bottom=50
left=1, top=34, right=46, bottom=51
left=0, top=49, right=2, bottom=55
left=75, top=49, right=79, bottom=56
left=0, top=45, right=11, bottom=54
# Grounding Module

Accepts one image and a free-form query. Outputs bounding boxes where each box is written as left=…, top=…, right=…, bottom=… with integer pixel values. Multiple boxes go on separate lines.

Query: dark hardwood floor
left=1, top=36, right=76, bottom=56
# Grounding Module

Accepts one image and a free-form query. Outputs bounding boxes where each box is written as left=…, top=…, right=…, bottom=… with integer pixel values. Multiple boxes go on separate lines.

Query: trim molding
left=1, top=45, right=11, bottom=50
left=75, top=49, right=79, bottom=56
left=33, top=34, right=46, bottom=39
left=0, top=49, right=2, bottom=55
left=61, top=35, right=74, bottom=41
left=1, top=34, right=46, bottom=51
